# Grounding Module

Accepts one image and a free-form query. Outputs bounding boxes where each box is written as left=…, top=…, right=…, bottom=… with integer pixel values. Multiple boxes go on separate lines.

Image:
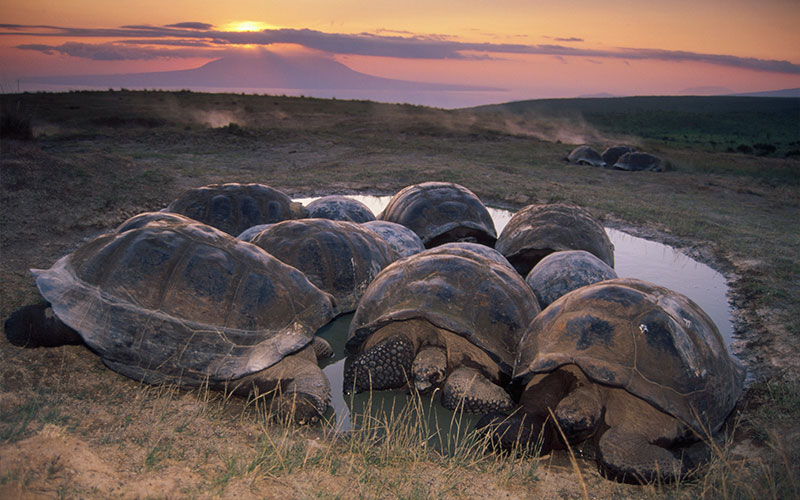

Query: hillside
left=1, top=90, right=798, bottom=499
left=472, top=96, right=800, bottom=158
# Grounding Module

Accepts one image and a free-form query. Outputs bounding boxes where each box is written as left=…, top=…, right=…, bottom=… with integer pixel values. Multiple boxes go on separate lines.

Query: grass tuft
left=1, top=100, right=34, bottom=140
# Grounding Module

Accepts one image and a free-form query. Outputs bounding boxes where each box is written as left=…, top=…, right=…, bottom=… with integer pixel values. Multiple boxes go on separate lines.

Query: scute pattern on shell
left=362, top=220, right=425, bottom=258
left=567, top=146, right=605, bottom=167
left=601, top=145, right=634, bottom=167
left=514, top=278, right=744, bottom=435
left=496, top=203, right=614, bottom=276
left=425, top=242, right=515, bottom=269
left=305, top=195, right=376, bottom=222
left=613, top=152, right=663, bottom=172
left=165, top=183, right=306, bottom=236
left=346, top=243, right=540, bottom=376
left=247, top=218, right=399, bottom=313
left=526, top=250, right=618, bottom=308
left=379, top=182, right=497, bottom=248
left=115, top=212, right=196, bottom=233
left=32, top=216, right=336, bottom=386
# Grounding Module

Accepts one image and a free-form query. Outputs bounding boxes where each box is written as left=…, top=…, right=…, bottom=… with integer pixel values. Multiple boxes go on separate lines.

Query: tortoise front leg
left=343, top=335, right=415, bottom=393
left=232, top=345, right=332, bottom=425
left=553, top=366, right=604, bottom=443
left=596, top=390, right=695, bottom=483
left=441, top=367, right=513, bottom=414
left=596, top=426, right=690, bottom=484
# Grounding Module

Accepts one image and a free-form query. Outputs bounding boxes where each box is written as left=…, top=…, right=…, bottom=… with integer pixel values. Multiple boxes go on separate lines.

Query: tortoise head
left=411, top=345, right=447, bottom=393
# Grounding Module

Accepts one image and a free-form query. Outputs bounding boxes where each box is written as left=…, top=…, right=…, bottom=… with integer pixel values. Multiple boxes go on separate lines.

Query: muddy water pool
left=295, top=195, right=735, bottom=434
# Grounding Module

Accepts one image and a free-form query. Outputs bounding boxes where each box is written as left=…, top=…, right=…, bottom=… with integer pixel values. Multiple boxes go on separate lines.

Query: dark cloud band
left=4, top=22, right=799, bottom=75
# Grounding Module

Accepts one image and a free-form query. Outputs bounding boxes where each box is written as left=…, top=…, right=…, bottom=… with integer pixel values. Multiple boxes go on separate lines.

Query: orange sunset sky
left=1, top=0, right=799, bottom=106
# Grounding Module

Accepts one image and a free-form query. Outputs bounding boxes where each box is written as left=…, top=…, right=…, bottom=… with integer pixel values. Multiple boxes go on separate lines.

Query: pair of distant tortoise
left=567, top=145, right=664, bottom=171
left=5, top=181, right=743, bottom=484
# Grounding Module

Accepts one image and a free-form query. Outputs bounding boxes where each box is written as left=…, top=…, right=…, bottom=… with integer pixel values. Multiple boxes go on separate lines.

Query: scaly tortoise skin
left=165, top=183, right=306, bottom=236
left=4, top=215, right=337, bottom=423
left=512, top=278, right=745, bottom=483
left=344, top=243, right=540, bottom=414
left=244, top=218, right=399, bottom=314
left=379, top=182, right=497, bottom=248
left=495, top=203, right=614, bottom=276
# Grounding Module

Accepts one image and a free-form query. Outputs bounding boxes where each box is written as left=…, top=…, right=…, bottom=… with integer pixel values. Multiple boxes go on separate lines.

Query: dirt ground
left=1, top=92, right=798, bottom=499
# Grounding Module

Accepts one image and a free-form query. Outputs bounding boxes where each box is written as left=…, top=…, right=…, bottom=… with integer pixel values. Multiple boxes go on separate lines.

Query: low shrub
left=1, top=101, right=34, bottom=140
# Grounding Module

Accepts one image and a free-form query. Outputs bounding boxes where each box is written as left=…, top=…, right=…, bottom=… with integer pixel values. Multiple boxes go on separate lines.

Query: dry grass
left=1, top=90, right=799, bottom=498
left=0, top=341, right=798, bottom=498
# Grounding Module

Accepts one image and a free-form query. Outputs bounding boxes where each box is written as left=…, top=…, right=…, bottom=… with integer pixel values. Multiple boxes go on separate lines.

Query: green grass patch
left=476, top=96, right=800, bottom=158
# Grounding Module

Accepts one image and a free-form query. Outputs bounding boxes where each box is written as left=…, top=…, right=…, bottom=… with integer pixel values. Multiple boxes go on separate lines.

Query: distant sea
left=12, top=82, right=799, bottom=108
left=10, top=83, right=526, bottom=109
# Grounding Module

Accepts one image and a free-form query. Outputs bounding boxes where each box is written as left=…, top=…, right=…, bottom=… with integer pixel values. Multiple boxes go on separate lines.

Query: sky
left=1, top=0, right=799, bottom=107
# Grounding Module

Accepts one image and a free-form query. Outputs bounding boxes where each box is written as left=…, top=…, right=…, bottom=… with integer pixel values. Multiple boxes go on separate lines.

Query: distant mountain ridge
left=732, top=88, right=800, bottom=98
left=22, top=51, right=498, bottom=92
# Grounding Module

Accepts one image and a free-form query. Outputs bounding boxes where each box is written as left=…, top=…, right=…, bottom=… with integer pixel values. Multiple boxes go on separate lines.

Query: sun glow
left=223, top=21, right=274, bottom=32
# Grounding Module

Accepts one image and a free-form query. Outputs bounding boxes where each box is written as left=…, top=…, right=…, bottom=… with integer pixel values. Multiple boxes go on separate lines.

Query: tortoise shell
left=305, top=195, right=376, bottom=222
left=32, top=216, right=336, bottom=386
left=567, top=146, right=605, bottom=167
left=362, top=220, right=425, bottom=258
left=165, top=183, right=306, bottom=235
left=379, top=182, right=497, bottom=248
left=346, top=243, right=540, bottom=376
left=514, top=278, right=745, bottom=434
left=495, top=203, right=614, bottom=276
left=427, top=242, right=515, bottom=269
left=236, top=223, right=274, bottom=242
left=601, top=146, right=634, bottom=168
left=613, top=152, right=663, bottom=172
left=526, top=250, right=618, bottom=308
left=246, top=219, right=399, bottom=313
left=115, top=211, right=195, bottom=233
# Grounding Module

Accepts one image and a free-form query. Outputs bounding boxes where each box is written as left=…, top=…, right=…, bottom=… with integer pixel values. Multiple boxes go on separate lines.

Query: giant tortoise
left=362, top=220, right=425, bottom=258
left=164, top=183, right=306, bottom=236
left=512, top=278, right=745, bottom=482
left=4, top=215, right=337, bottom=423
left=243, top=218, right=399, bottom=313
left=566, top=146, right=605, bottom=167
left=495, top=203, right=614, bottom=276
left=305, top=195, right=376, bottom=222
left=379, top=182, right=497, bottom=248
left=343, top=243, right=540, bottom=414
left=613, top=152, right=664, bottom=172
left=601, top=146, right=634, bottom=168
left=525, top=250, right=618, bottom=309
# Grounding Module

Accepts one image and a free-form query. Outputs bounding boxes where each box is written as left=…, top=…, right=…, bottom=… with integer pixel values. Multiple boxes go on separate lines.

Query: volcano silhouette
left=24, top=51, right=496, bottom=91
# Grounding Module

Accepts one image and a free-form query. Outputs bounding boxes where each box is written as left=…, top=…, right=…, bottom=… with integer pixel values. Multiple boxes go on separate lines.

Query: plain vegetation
left=1, top=90, right=798, bottom=499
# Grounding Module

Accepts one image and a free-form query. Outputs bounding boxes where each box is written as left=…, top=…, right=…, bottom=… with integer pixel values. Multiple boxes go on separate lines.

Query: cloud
left=165, top=22, right=214, bottom=30
left=116, top=39, right=218, bottom=48
left=3, top=23, right=799, bottom=75
left=544, top=36, right=584, bottom=43
left=17, top=42, right=216, bottom=60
